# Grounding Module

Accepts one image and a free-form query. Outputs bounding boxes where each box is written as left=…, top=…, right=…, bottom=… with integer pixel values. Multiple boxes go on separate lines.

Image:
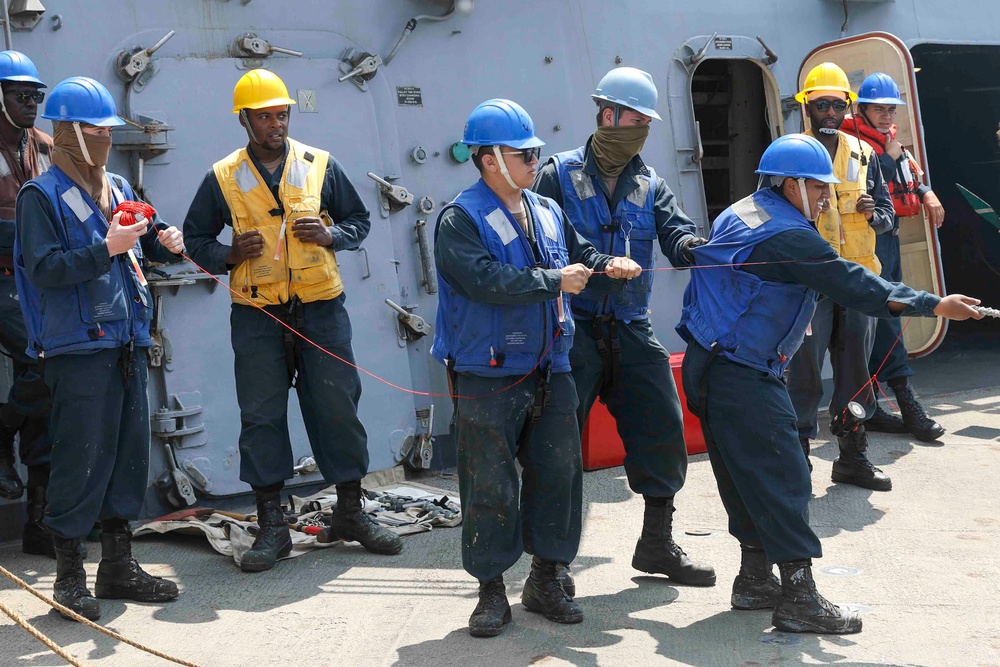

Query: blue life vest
left=676, top=188, right=817, bottom=378
left=14, top=166, right=153, bottom=358
left=550, top=146, right=657, bottom=321
left=431, top=179, right=575, bottom=377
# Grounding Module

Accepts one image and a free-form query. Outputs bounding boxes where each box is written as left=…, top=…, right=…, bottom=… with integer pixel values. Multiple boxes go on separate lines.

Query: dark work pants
left=788, top=298, right=876, bottom=440
left=0, top=273, right=51, bottom=467
left=570, top=317, right=687, bottom=497
left=43, top=347, right=149, bottom=539
left=868, top=232, right=913, bottom=384
left=231, top=293, right=368, bottom=489
left=453, top=372, right=582, bottom=583
left=682, top=342, right=820, bottom=564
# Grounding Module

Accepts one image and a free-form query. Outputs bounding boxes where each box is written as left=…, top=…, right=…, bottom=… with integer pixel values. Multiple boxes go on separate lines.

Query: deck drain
left=759, top=631, right=803, bottom=646
left=818, top=565, right=862, bottom=577
left=683, top=528, right=722, bottom=537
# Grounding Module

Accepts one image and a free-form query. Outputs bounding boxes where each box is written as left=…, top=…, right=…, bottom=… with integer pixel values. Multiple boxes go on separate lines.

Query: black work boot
left=732, top=544, right=781, bottom=610
left=95, top=519, right=179, bottom=602
left=241, top=489, right=293, bottom=572
left=0, top=419, right=24, bottom=500
left=773, top=560, right=862, bottom=634
left=632, top=500, right=717, bottom=586
left=799, top=437, right=812, bottom=472
left=864, top=402, right=908, bottom=434
left=23, top=478, right=55, bottom=559
left=521, top=558, right=583, bottom=624
left=832, top=428, right=892, bottom=491
left=468, top=577, right=511, bottom=638
left=325, top=481, right=403, bottom=555
left=891, top=378, right=945, bottom=442
left=533, top=555, right=575, bottom=597
left=52, top=536, right=101, bottom=621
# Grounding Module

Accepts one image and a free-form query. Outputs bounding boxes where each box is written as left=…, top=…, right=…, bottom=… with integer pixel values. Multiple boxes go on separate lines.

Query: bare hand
left=157, top=226, right=186, bottom=254
left=933, top=294, right=983, bottom=321
left=226, top=230, right=264, bottom=264
left=559, top=263, right=593, bottom=294
left=605, top=256, right=642, bottom=280
left=291, top=216, right=333, bottom=246
left=855, top=193, right=876, bottom=220
left=922, top=190, right=945, bottom=228
left=106, top=211, right=148, bottom=257
left=886, top=139, right=904, bottom=160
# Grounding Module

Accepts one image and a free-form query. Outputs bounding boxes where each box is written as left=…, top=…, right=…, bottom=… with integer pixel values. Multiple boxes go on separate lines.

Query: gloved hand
left=681, top=236, right=709, bottom=264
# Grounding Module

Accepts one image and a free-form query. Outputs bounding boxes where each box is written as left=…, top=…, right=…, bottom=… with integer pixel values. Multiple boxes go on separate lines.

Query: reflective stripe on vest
left=430, top=180, right=575, bottom=377
left=212, top=138, right=341, bottom=305
left=549, top=146, right=657, bottom=321
left=677, top=188, right=816, bottom=378
left=807, top=130, right=881, bottom=274
left=13, top=167, right=153, bottom=358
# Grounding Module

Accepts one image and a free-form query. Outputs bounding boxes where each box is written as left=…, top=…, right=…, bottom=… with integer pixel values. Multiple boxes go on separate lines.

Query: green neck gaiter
left=591, top=125, right=649, bottom=177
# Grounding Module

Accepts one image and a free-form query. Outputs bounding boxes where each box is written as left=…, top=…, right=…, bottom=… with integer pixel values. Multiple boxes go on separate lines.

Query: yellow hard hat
left=232, top=69, right=296, bottom=113
left=795, top=62, right=858, bottom=104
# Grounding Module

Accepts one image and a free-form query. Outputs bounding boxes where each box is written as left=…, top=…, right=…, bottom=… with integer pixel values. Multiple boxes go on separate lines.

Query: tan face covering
left=590, top=125, right=649, bottom=177
left=50, top=121, right=113, bottom=220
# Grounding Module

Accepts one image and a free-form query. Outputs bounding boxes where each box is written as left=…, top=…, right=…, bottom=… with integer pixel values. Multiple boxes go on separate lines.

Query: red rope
left=113, top=201, right=156, bottom=226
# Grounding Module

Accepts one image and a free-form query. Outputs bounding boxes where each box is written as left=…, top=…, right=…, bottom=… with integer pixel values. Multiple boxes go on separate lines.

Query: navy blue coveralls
left=183, top=143, right=371, bottom=491
left=432, top=180, right=614, bottom=583
left=678, top=188, right=939, bottom=564
left=15, top=169, right=180, bottom=539
left=534, top=140, right=697, bottom=498
left=867, top=150, right=931, bottom=384
left=0, top=128, right=51, bottom=478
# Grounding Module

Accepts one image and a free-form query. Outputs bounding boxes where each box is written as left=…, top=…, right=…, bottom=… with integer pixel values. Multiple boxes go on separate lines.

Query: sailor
left=533, top=67, right=715, bottom=586
left=183, top=69, right=401, bottom=573
left=14, top=76, right=185, bottom=620
left=841, top=72, right=948, bottom=441
left=432, top=98, right=640, bottom=637
left=786, top=62, right=897, bottom=489
left=0, top=50, right=54, bottom=558
left=677, top=133, right=983, bottom=634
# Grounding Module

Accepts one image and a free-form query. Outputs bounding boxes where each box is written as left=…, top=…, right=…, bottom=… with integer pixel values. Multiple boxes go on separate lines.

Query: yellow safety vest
left=806, top=130, right=881, bottom=274
left=213, top=138, right=343, bottom=305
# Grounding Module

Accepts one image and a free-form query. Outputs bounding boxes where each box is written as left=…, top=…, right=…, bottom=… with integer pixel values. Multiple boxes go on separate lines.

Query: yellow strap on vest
left=213, top=138, right=343, bottom=305
left=808, top=131, right=881, bottom=274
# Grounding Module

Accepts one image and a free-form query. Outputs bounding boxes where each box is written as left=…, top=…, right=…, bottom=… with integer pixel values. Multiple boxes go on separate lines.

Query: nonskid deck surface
left=2, top=348, right=999, bottom=667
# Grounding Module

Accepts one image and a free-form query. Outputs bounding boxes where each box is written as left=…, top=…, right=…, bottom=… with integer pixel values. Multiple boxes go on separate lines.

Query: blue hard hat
left=855, top=72, right=906, bottom=106
left=463, top=98, right=544, bottom=149
left=592, top=67, right=661, bottom=121
left=41, top=76, right=124, bottom=127
left=0, top=50, right=45, bottom=87
left=756, top=134, right=840, bottom=184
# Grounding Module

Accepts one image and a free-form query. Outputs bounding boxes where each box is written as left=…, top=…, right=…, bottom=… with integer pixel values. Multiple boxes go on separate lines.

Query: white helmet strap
left=796, top=177, right=814, bottom=221
left=492, top=145, right=520, bottom=190
left=72, top=121, right=96, bottom=167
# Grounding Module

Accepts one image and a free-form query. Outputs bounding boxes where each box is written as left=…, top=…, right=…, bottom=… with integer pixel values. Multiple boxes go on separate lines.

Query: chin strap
left=491, top=145, right=520, bottom=190
left=72, top=121, right=95, bottom=167
left=239, top=109, right=262, bottom=147
left=797, top=177, right=815, bottom=221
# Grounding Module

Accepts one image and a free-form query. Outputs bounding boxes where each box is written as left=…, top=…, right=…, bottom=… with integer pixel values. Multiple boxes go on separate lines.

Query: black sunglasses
left=501, top=146, right=542, bottom=164
left=11, top=90, right=44, bottom=104
left=810, top=99, right=848, bottom=112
